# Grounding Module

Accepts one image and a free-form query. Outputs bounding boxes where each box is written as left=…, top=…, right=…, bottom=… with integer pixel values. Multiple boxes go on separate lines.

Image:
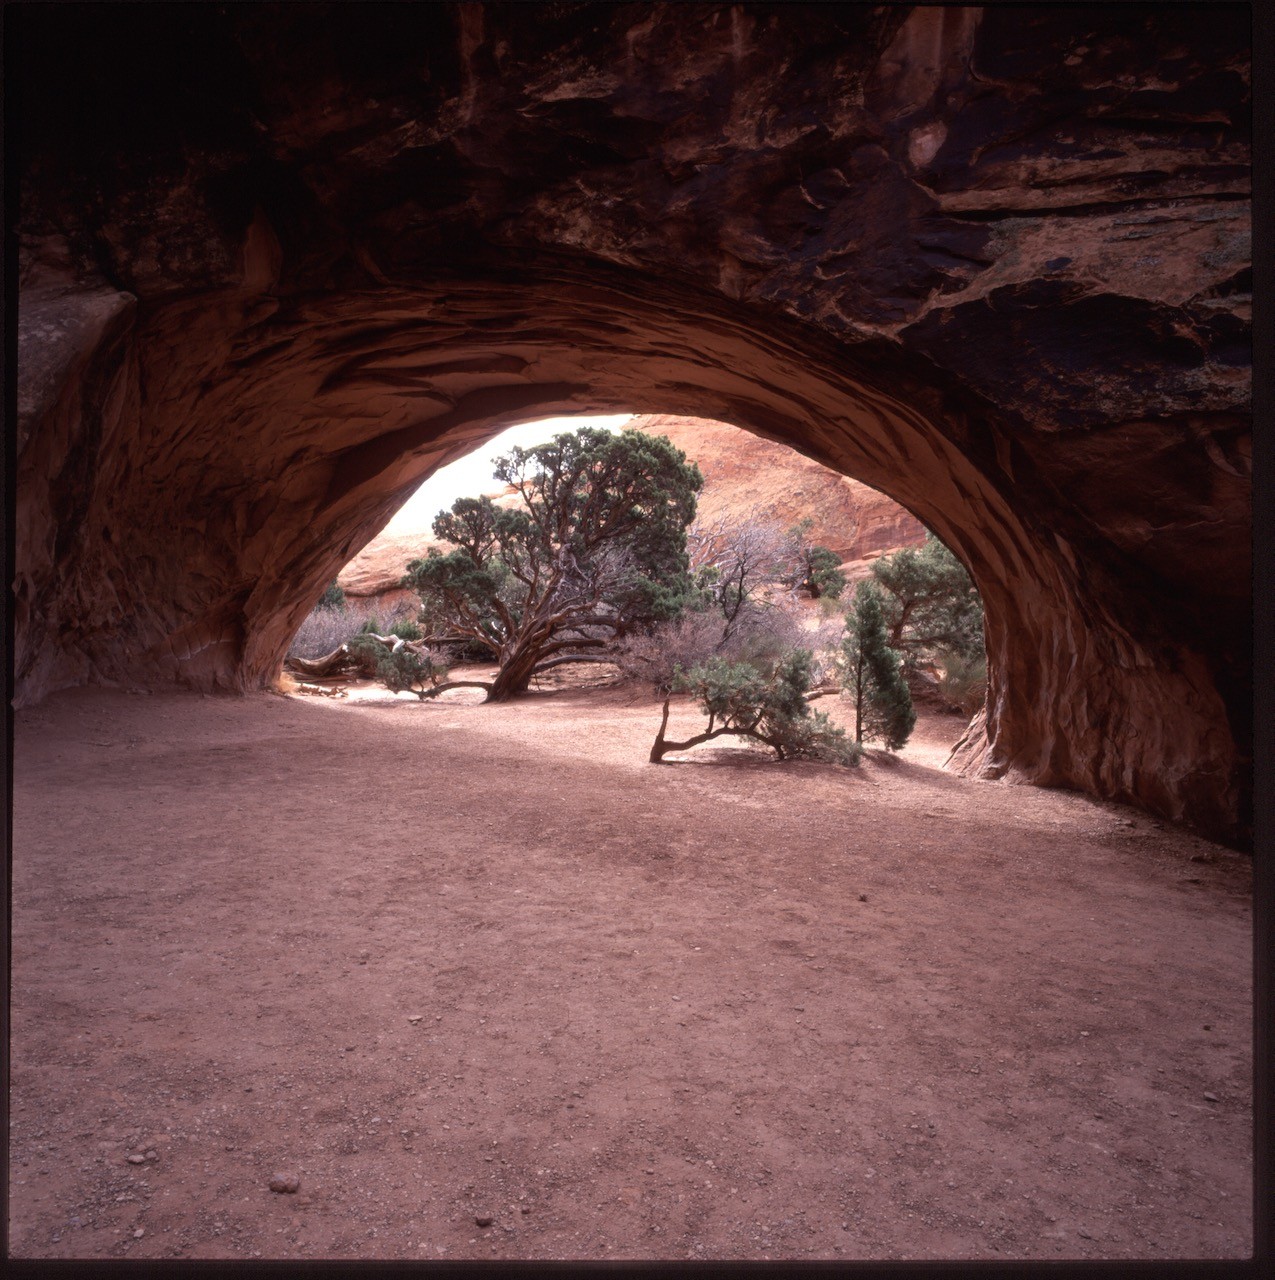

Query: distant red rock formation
left=630, top=415, right=928, bottom=569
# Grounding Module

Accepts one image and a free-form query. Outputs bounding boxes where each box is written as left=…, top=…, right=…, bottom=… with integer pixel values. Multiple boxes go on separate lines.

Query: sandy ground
left=8, top=672, right=1252, bottom=1261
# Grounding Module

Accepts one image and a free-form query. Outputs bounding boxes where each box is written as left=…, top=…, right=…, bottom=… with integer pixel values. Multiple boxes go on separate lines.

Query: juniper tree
left=319, top=580, right=346, bottom=609
left=783, top=518, right=846, bottom=600
left=871, top=532, right=983, bottom=667
left=401, top=427, right=703, bottom=702
left=382, top=647, right=440, bottom=699
left=842, top=580, right=915, bottom=749
left=648, top=648, right=858, bottom=765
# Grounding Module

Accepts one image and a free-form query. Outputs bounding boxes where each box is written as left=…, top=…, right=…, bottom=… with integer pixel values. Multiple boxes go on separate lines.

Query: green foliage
left=779, top=706, right=859, bottom=764
left=495, top=427, right=701, bottom=580
left=376, top=646, right=451, bottom=700
left=784, top=519, right=846, bottom=600
left=871, top=533, right=984, bottom=666
left=408, top=541, right=510, bottom=654
left=804, top=545, right=847, bottom=600
left=345, top=633, right=453, bottom=698
left=389, top=619, right=423, bottom=642
left=842, top=580, right=915, bottom=750
left=678, top=655, right=802, bottom=731
left=358, top=615, right=384, bottom=636
left=319, top=580, right=346, bottom=609
left=674, top=649, right=859, bottom=765
left=431, top=495, right=510, bottom=563
left=346, top=632, right=390, bottom=675
left=402, top=427, right=703, bottom=699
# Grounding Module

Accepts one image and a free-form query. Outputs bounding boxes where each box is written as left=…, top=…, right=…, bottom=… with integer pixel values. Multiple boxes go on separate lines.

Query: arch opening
left=297, top=408, right=970, bottom=728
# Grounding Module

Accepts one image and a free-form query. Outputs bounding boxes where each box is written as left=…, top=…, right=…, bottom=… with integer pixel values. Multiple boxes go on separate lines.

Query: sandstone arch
left=13, top=4, right=1250, bottom=842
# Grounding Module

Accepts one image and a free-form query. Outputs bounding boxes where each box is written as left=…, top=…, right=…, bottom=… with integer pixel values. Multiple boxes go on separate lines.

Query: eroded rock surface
left=13, top=4, right=1251, bottom=840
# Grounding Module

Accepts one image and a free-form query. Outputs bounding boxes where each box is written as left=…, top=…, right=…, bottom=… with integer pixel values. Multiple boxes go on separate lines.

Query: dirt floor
left=8, top=670, right=1253, bottom=1260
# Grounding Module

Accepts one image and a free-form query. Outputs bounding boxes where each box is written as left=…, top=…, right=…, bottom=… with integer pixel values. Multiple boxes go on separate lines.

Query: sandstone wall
left=631, top=416, right=928, bottom=565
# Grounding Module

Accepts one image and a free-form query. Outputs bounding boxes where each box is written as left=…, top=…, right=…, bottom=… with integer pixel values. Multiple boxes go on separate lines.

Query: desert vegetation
left=618, top=513, right=854, bottom=765
left=647, top=650, right=856, bottom=765
left=286, top=591, right=418, bottom=661
left=869, top=533, right=986, bottom=714
left=397, top=428, right=703, bottom=700
left=840, top=580, right=916, bottom=750
left=286, top=430, right=989, bottom=765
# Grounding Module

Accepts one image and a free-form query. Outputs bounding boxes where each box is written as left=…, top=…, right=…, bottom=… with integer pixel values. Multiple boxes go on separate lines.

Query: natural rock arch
left=13, top=4, right=1250, bottom=842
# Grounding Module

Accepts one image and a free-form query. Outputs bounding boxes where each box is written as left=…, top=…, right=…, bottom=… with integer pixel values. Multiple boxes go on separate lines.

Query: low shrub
left=651, top=648, right=860, bottom=766
left=287, top=594, right=417, bottom=659
left=345, top=632, right=390, bottom=675
left=376, top=646, right=452, bottom=699
left=287, top=605, right=355, bottom=659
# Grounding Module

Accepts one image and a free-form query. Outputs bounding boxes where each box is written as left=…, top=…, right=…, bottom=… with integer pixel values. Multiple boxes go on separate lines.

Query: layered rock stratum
left=13, top=5, right=1251, bottom=839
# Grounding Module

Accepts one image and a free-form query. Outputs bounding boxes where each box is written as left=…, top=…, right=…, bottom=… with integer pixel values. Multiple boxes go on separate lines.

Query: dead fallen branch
left=285, top=646, right=355, bottom=678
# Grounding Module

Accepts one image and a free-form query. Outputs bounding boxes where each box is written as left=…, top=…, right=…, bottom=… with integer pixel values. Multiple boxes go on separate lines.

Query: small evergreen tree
left=784, top=519, right=846, bottom=600
left=347, top=634, right=473, bottom=700
left=319, top=580, right=346, bottom=609
left=375, top=645, right=451, bottom=700
left=346, top=632, right=391, bottom=676
left=842, top=580, right=915, bottom=749
left=649, top=648, right=858, bottom=765
left=871, top=533, right=983, bottom=667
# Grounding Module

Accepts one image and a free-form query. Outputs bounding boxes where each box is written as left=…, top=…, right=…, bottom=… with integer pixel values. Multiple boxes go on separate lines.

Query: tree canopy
left=782, top=518, right=846, bottom=601
left=402, top=427, right=703, bottom=701
left=870, top=533, right=984, bottom=666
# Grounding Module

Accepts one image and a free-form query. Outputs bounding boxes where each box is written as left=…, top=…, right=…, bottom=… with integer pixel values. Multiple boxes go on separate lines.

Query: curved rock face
left=13, top=4, right=1250, bottom=842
